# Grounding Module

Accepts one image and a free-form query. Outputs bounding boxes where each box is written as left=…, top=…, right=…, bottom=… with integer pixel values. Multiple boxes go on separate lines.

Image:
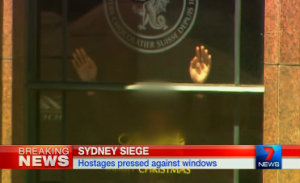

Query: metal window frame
left=24, top=0, right=262, bottom=183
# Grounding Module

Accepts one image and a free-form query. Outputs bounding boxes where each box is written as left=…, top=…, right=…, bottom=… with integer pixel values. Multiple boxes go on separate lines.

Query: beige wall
left=264, top=0, right=300, bottom=182
left=2, top=0, right=13, bottom=182
left=1, top=0, right=26, bottom=182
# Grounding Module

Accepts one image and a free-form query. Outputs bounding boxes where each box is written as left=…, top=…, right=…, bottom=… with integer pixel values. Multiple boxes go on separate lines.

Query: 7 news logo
left=256, top=145, right=282, bottom=169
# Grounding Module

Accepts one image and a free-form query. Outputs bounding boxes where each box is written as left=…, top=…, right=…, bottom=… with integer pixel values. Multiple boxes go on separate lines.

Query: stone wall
left=264, top=0, right=300, bottom=182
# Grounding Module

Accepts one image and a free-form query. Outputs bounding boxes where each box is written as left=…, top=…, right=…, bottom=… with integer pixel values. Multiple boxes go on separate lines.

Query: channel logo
left=256, top=145, right=282, bottom=169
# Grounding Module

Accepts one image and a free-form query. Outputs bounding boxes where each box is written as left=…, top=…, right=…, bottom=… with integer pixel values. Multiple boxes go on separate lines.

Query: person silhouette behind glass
left=118, top=87, right=187, bottom=146
left=71, top=46, right=211, bottom=183
left=71, top=45, right=211, bottom=139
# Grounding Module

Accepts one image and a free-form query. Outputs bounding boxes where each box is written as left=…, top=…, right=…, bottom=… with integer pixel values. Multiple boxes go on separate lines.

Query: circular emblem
left=104, top=0, right=198, bottom=54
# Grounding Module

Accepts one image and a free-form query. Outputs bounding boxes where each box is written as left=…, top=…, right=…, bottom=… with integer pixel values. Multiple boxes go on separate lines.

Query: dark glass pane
left=39, top=91, right=64, bottom=183
left=40, top=58, right=62, bottom=80
left=40, top=91, right=62, bottom=143
left=240, top=0, right=264, bottom=84
left=38, top=89, right=263, bottom=183
left=37, top=0, right=264, bottom=84
left=66, top=0, right=234, bottom=84
left=38, top=0, right=63, bottom=81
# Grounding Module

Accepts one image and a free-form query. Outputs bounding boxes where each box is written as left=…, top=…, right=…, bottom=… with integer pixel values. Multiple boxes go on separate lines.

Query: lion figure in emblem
left=132, top=0, right=170, bottom=31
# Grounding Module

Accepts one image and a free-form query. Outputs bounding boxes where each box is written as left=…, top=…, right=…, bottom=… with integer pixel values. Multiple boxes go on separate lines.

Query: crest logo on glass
left=104, top=0, right=198, bottom=53
left=256, top=145, right=282, bottom=169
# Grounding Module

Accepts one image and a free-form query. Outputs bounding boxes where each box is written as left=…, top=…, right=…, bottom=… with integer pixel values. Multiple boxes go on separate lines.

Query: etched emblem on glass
left=104, top=0, right=198, bottom=53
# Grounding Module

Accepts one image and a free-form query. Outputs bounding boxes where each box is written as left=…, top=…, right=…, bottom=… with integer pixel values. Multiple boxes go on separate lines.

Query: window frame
left=24, top=0, right=264, bottom=183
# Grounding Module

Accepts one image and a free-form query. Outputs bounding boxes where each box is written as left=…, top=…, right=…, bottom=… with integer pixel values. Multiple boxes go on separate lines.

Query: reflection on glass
left=39, top=92, right=62, bottom=145
left=40, top=94, right=62, bottom=122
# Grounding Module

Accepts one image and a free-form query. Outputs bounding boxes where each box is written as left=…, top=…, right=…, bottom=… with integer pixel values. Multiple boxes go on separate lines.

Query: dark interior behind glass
left=39, top=91, right=263, bottom=183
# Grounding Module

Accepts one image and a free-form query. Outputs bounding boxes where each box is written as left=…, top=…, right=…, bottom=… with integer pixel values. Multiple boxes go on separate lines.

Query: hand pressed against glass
left=189, top=46, right=211, bottom=83
left=72, top=46, right=211, bottom=84
left=72, top=48, right=98, bottom=82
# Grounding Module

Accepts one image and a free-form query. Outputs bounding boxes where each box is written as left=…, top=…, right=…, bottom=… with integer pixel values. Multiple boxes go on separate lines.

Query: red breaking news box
left=0, top=146, right=73, bottom=169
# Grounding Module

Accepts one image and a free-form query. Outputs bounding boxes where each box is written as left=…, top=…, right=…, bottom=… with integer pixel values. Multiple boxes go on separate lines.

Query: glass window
left=38, top=0, right=264, bottom=84
left=38, top=91, right=263, bottom=183
left=26, top=0, right=265, bottom=183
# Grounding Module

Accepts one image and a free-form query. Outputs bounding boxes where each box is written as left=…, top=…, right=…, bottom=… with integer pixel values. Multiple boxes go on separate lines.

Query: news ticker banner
left=0, top=145, right=299, bottom=170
